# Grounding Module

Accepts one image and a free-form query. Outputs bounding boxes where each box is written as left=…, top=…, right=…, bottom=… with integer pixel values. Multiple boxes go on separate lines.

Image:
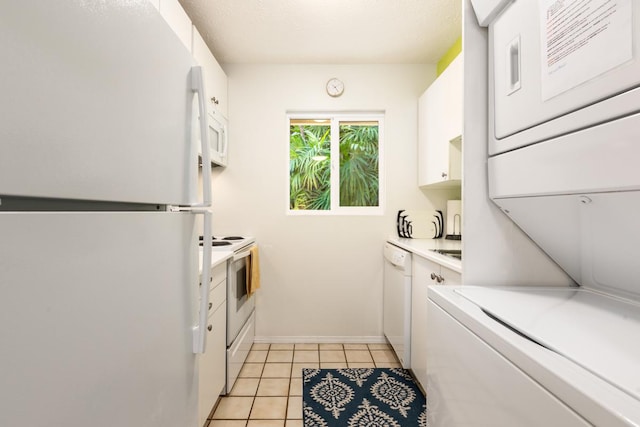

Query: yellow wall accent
left=436, top=37, right=462, bottom=76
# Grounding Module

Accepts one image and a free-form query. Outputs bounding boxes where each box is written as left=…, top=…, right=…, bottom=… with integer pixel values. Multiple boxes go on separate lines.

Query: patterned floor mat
left=302, top=368, right=426, bottom=426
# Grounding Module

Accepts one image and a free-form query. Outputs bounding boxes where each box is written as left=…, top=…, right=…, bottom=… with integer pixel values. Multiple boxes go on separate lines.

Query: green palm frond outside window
left=289, top=116, right=381, bottom=212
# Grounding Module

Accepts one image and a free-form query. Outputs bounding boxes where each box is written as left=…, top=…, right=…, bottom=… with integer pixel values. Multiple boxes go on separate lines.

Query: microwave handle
left=191, top=66, right=212, bottom=208
left=220, top=122, right=228, bottom=159
left=193, top=210, right=212, bottom=354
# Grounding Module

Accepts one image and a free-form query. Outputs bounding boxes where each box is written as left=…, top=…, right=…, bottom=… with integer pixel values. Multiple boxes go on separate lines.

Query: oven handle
left=233, top=245, right=254, bottom=261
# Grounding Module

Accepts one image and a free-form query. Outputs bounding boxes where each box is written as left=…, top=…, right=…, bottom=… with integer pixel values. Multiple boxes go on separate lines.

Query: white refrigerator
left=0, top=2, right=214, bottom=426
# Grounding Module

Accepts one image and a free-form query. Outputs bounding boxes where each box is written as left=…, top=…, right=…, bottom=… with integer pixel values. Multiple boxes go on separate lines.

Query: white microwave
left=199, top=105, right=228, bottom=167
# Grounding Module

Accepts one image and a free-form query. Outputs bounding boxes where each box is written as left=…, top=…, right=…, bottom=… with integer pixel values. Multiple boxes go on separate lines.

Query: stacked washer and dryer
left=427, top=1, right=640, bottom=426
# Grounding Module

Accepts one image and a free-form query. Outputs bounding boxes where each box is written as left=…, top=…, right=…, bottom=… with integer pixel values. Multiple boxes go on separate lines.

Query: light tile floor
left=205, top=343, right=400, bottom=427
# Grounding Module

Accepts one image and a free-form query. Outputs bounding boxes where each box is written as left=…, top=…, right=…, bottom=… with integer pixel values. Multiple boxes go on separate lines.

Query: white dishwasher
left=383, top=242, right=411, bottom=368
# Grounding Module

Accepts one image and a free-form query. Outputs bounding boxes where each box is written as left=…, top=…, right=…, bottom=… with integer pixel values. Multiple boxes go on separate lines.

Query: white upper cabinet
left=193, top=28, right=229, bottom=118
left=158, top=0, right=193, bottom=53
left=418, top=54, right=463, bottom=187
left=154, top=0, right=229, bottom=118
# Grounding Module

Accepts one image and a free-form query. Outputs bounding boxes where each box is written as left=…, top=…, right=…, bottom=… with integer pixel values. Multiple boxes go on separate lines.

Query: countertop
left=198, top=248, right=233, bottom=273
left=386, top=237, right=462, bottom=273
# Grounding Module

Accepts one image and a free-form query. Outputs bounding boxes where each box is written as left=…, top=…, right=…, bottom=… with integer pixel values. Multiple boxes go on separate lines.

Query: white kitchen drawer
left=490, top=0, right=640, bottom=154
left=208, top=277, right=226, bottom=316
left=200, top=261, right=226, bottom=317
left=211, top=261, right=227, bottom=288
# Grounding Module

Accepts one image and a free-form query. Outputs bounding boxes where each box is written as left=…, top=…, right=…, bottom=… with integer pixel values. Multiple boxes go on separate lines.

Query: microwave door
left=205, top=110, right=228, bottom=167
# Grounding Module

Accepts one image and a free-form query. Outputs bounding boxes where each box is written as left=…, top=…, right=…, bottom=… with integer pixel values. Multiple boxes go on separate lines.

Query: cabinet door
left=418, top=55, right=463, bottom=186
left=424, top=75, right=449, bottom=185
left=192, top=28, right=229, bottom=117
left=411, top=256, right=441, bottom=390
left=441, top=266, right=461, bottom=286
left=417, top=91, right=430, bottom=186
left=440, top=55, right=463, bottom=145
left=159, top=0, right=192, bottom=52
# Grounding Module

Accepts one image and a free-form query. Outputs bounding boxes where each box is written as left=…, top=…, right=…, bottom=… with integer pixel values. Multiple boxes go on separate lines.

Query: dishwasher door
left=383, top=242, right=412, bottom=368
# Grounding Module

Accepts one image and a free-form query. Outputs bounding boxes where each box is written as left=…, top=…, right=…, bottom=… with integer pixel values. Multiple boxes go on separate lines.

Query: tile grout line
left=285, top=345, right=293, bottom=423
left=211, top=343, right=397, bottom=426
left=369, top=343, right=377, bottom=368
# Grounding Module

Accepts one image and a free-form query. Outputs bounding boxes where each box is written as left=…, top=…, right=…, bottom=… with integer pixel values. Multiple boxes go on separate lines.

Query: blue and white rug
left=302, top=368, right=427, bottom=427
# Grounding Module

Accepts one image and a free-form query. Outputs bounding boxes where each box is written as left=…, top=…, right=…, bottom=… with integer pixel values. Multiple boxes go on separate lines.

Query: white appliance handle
left=507, top=36, right=521, bottom=95
left=233, top=246, right=253, bottom=261
left=193, top=210, right=212, bottom=354
left=191, top=66, right=212, bottom=208
left=220, top=121, right=228, bottom=159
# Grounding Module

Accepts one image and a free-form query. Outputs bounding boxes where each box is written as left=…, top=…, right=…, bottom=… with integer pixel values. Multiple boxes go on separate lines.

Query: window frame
left=287, top=112, right=385, bottom=216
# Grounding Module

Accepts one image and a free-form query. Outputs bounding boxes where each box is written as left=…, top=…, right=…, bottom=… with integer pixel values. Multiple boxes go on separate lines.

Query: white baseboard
left=254, top=335, right=388, bottom=344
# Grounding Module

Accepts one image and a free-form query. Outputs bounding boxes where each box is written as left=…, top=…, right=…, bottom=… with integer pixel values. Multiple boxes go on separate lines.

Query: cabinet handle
left=441, top=172, right=448, bottom=178
left=211, top=96, right=219, bottom=105
left=207, top=325, right=213, bottom=332
left=208, top=302, right=213, bottom=310
left=431, top=273, right=444, bottom=283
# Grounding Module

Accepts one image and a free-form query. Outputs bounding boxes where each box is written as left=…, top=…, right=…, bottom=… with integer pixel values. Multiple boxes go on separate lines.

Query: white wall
left=211, top=64, right=458, bottom=341
left=461, top=0, right=574, bottom=287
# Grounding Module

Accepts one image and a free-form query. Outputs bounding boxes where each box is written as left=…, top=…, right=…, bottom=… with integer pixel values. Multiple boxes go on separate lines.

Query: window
left=288, top=113, right=383, bottom=214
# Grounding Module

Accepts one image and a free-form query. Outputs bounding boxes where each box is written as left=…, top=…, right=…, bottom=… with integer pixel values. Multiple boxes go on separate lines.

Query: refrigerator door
left=0, top=1, right=199, bottom=205
left=0, top=212, right=199, bottom=427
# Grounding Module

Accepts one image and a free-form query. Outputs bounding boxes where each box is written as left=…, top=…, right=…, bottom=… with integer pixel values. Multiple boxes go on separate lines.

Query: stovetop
left=199, top=235, right=255, bottom=252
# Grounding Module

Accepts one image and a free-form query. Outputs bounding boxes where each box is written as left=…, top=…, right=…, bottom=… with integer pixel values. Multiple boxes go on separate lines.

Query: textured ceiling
left=178, top=0, right=462, bottom=64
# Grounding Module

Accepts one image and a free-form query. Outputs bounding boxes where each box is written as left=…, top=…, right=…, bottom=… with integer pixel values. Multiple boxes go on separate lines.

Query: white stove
left=199, top=235, right=255, bottom=252
left=199, top=234, right=257, bottom=394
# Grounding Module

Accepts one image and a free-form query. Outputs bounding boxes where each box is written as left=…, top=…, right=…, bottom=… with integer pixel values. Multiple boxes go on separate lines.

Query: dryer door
left=489, top=0, right=640, bottom=154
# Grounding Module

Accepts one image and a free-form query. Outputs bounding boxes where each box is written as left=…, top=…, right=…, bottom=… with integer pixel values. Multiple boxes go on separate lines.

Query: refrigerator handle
left=191, top=66, right=212, bottom=208
left=193, top=210, right=212, bottom=354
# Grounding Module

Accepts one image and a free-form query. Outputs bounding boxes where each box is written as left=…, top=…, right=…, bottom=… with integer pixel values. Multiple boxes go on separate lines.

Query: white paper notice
left=540, top=0, right=632, bottom=100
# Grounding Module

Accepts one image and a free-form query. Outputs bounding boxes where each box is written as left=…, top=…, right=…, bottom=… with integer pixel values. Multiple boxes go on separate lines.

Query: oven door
left=226, top=244, right=256, bottom=346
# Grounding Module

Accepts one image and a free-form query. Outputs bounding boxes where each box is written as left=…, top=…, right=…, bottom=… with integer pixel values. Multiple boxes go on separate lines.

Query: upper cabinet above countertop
left=418, top=54, right=463, bottom=188
left=151, top=0, right=229, bottom=118
left=156, top=0, right=192, bottom=53
left=192, top=28, right=229, bottom=118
